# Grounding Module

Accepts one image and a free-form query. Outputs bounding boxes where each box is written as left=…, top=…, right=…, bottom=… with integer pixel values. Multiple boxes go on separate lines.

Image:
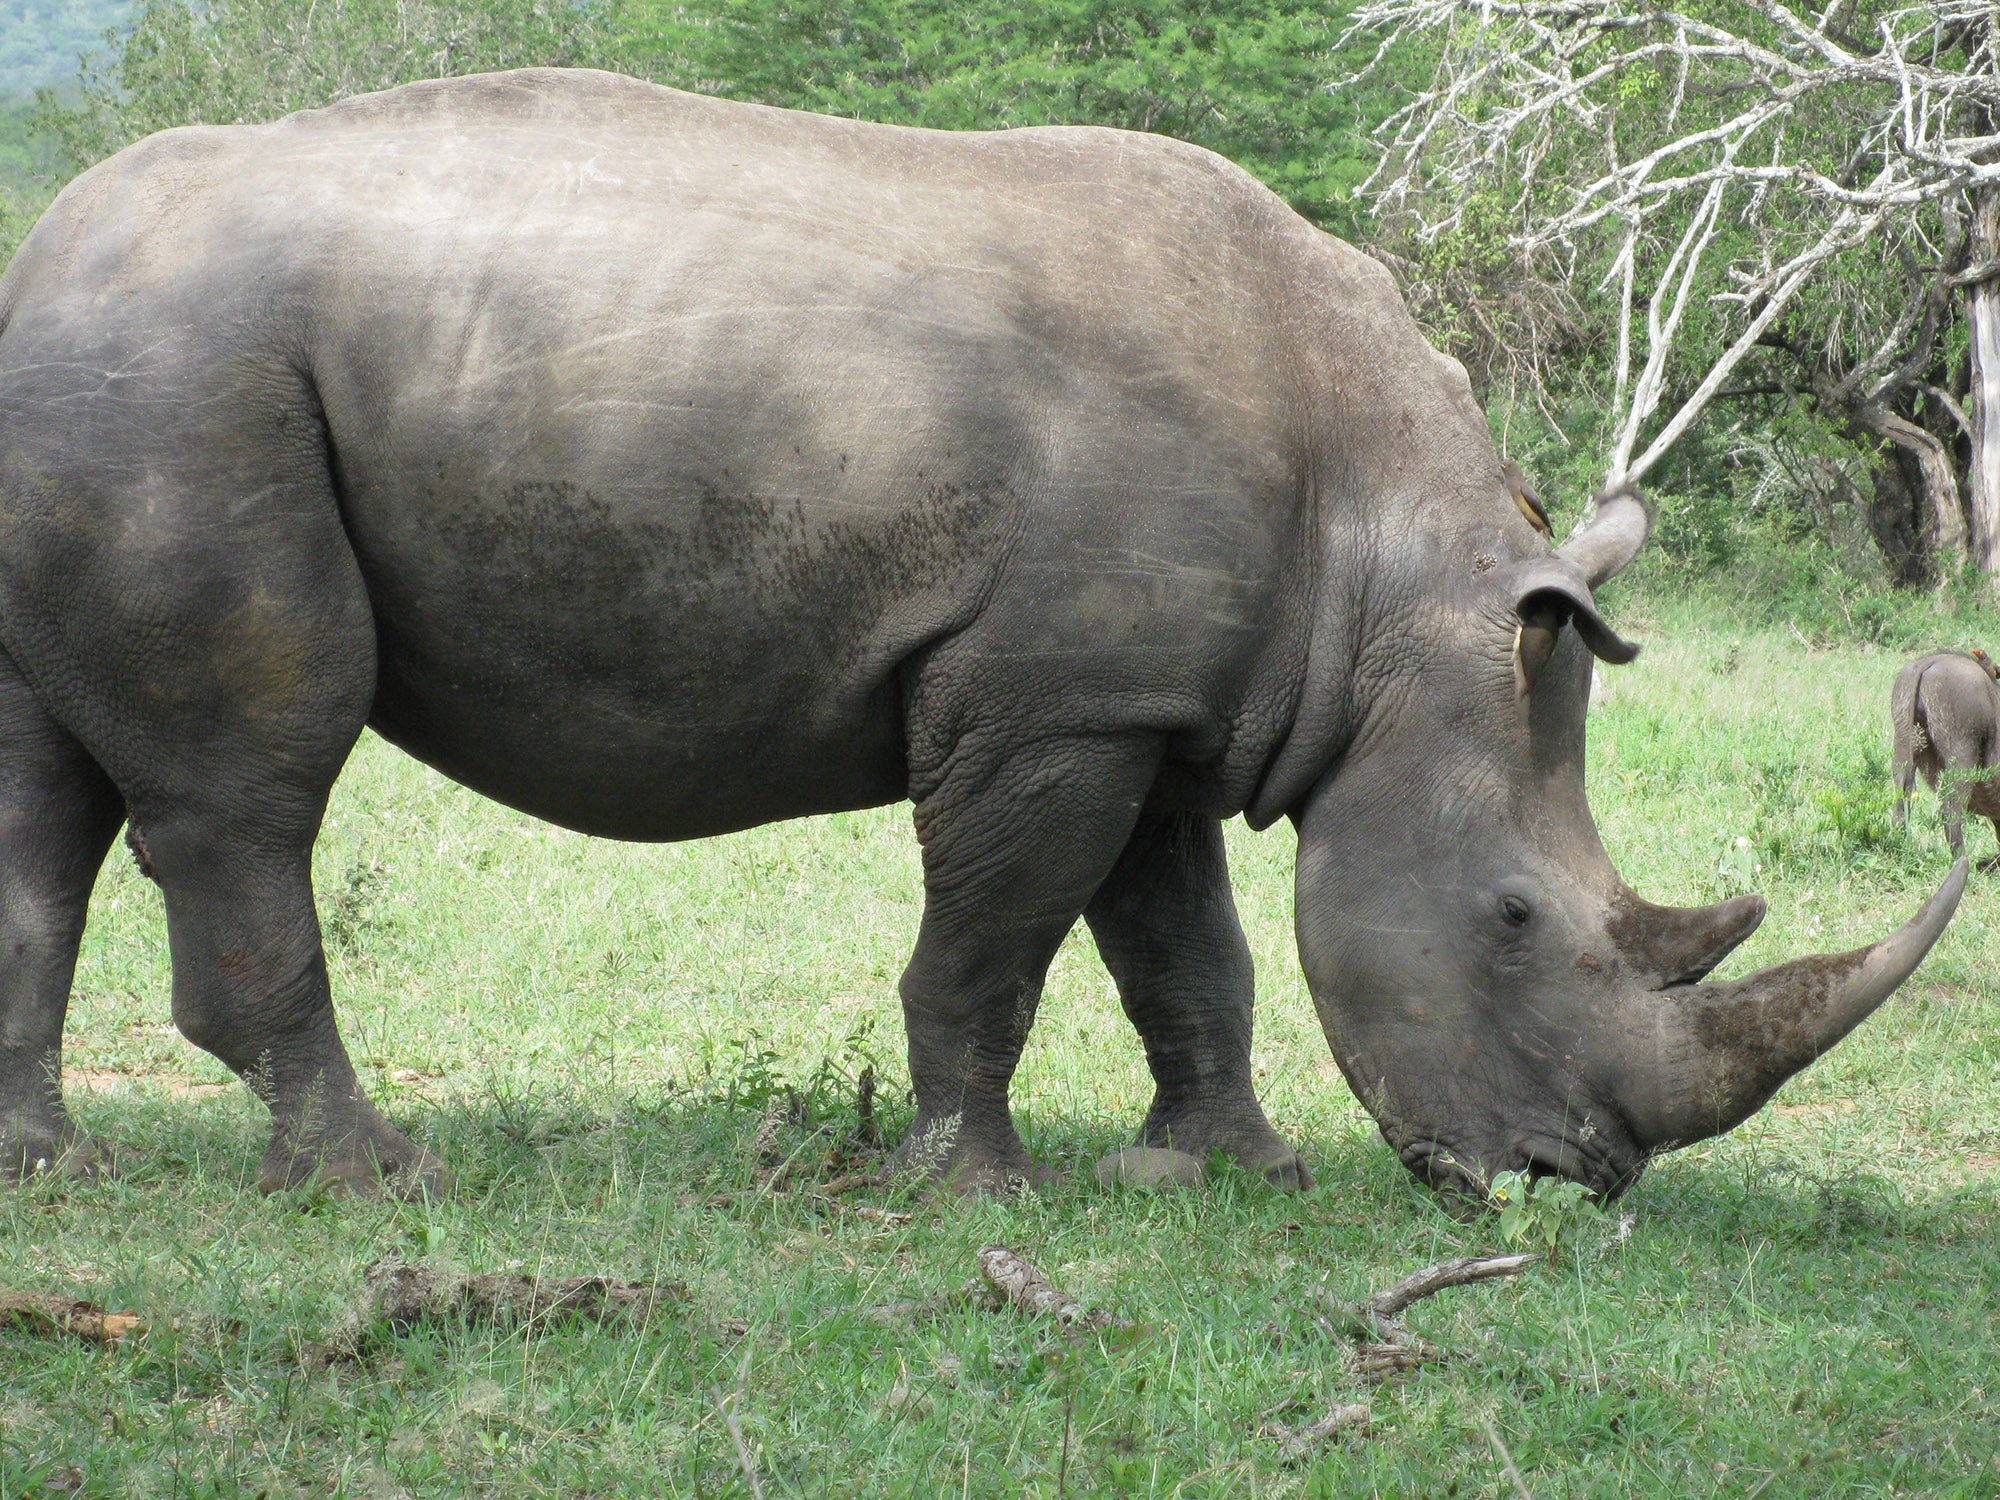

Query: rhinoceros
left=0, top=69, right=1964, bottom=1201
left=1893, top=648, right=2000, bottom=866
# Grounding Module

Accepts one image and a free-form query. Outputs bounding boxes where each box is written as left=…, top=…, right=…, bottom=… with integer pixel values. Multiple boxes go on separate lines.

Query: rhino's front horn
left=1621, top=859, right=1966, bottom=1150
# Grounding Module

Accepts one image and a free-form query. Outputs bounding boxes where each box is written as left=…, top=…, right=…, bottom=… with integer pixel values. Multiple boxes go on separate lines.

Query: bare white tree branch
left=1350, top=0, right=1999, bottom=518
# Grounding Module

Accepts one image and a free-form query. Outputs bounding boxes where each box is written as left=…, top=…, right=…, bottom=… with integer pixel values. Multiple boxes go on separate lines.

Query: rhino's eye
left=1499, top=895, right=1532, bottom=927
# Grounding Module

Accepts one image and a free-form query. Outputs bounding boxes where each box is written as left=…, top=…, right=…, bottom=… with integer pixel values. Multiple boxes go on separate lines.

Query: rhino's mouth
left=1395, top=1121, right=1644, bottom=1203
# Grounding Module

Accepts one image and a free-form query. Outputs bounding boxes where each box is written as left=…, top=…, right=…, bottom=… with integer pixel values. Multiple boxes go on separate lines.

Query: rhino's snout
left=1396, top=1123, right=1645, bottom=1206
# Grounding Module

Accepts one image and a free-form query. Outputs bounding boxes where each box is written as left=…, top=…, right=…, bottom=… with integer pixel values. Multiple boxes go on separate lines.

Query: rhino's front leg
left=1083, top=799, right=1312, bottom=1190
left=889, top=734, right=1161, bottom=1193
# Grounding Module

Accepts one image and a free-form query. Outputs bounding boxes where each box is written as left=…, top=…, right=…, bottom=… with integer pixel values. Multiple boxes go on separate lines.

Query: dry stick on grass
left=863, top=1246, right=1128, bottom=1332
left=1340, top=1252, right=1542, bottom=1379
left=314, top=1255, right=677, bottom=1364
left=1272, top=1403, right=1373, bottom=1459
left=1358, top=1253, right=1542, bottom=1332
left=1266, top=1254, right=1542, bottom=1454
left=0, top=1291, right=142, bottom=1344
left=976, top=1246, right=1127, bottom=1332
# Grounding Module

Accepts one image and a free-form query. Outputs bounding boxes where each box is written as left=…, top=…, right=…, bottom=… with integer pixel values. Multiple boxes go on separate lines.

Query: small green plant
left=1489, top=1170, right=1604, bottom=1259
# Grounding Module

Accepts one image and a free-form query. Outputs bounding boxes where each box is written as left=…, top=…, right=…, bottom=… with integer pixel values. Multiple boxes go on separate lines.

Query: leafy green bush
left=1489, top=1169, right=1602, bottom=1260
left=32, top=0, right=639, bottom=171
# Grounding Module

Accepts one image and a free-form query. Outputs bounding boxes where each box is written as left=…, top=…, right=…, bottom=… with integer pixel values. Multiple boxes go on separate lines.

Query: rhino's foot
left=257, top=1099, right=452, bottom=1201
left=883, top=1110, right=1059, bottom=1196
left=1139, top=1104, right=1314, bottom=1191
left=1, top=1121, right=117, bottom=1185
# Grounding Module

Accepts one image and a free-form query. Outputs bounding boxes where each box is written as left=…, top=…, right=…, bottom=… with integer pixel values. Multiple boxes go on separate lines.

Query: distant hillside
left=0, top=0, right=131, bottom=96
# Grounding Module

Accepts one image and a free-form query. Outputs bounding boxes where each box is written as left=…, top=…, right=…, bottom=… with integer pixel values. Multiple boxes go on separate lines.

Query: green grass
left=5, top=600, right=2000, bottom=1498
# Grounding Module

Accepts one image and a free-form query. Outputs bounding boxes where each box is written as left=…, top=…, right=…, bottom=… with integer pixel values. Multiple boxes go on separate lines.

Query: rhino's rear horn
left=1558, top=491, right=1650, bottom=588
left=1607, top=887, right=1766, bottom=987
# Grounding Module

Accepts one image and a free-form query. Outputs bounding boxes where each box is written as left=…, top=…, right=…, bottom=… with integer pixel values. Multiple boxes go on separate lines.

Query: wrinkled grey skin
left=0, top=70, right=1964, bottom=1200
left=1892, top=649, right=2000, bottom=866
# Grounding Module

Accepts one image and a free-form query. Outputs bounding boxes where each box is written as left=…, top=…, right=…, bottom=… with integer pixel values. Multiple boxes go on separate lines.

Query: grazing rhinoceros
left=1893, top=648, right=2000, bottom=866
left=0, top=69, right=1964, bottom=1201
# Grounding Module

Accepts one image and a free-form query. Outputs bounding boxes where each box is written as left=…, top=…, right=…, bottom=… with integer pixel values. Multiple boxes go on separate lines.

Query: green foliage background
left=0, top=0, right=126, bottom=93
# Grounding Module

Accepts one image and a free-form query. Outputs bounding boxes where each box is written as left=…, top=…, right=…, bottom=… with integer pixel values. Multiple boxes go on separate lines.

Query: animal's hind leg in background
left=0, top=344, right=446, bottom=1198
left=1084, top=797, right=1311, bottom=1189
left=0, top=646, right=125, bottom=1180
left=1890, top=694, right=1919, bottom=833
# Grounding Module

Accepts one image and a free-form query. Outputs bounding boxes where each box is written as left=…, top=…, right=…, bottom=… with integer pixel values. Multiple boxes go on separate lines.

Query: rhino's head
left=1295, top=492, right=1964, bottom=1201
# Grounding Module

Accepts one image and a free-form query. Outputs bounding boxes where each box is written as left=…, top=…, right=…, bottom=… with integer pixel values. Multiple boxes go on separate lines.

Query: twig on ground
left=1350, top=1335, right=1451, bottom=1379
left=0, top=1290, right=142, bottom=1344
left=1336, top=1252, right=1542, bottom=1380
left=1359, top=1253, right=1543, bottom=1328
left=312, top=1255, right=679, bottom=1364
left=1269, top=1403, right=1373, bottom=1458
left=861, top=1246, right=1130, bottom=1333
left=977, top=1245, right=1127, bottom=1332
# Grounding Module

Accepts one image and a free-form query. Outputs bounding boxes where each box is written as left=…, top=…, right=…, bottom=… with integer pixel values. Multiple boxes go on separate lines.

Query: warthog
left=1893, top=648, right=2000, bottom=867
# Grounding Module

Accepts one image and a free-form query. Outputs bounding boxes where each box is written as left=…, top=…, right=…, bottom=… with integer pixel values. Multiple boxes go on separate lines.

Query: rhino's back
left=0, top=71, right=1400, bottom=838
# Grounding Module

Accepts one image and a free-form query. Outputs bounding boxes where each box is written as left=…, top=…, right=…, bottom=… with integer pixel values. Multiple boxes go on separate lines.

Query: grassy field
left=4, top=595, right=1999, bottom=1498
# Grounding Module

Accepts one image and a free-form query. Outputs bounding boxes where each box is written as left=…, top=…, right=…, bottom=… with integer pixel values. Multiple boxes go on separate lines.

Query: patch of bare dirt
left=1773, top=1099, right=1857, bottom=1119
left=62, top=1067, right=229, bottom=1098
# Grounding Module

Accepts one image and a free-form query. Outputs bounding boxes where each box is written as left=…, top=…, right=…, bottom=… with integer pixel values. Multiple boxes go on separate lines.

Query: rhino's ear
left=1510, top=560, right=1639, bottom=694
left=1556, top=490, right=1650, bottom=588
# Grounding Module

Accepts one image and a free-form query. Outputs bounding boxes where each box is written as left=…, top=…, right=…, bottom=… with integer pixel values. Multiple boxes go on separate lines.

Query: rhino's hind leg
left=0, top=647, right=125, bottom=1182
left=0, top=375, right=446, bottom=1198
left=1084, top=800, right=1311, bottom=1190
left=889, top=734, right=1161, bottom=1194
left=123, top=644, right=449, bottom=1200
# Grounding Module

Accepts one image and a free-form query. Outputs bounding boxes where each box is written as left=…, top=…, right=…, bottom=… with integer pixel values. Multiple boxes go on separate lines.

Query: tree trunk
left=1852, top=401, right=1966, bottom=573
left=1869, top=444, right=1933, bottom=588
left=1966, top=187, right=2000, bottom=574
